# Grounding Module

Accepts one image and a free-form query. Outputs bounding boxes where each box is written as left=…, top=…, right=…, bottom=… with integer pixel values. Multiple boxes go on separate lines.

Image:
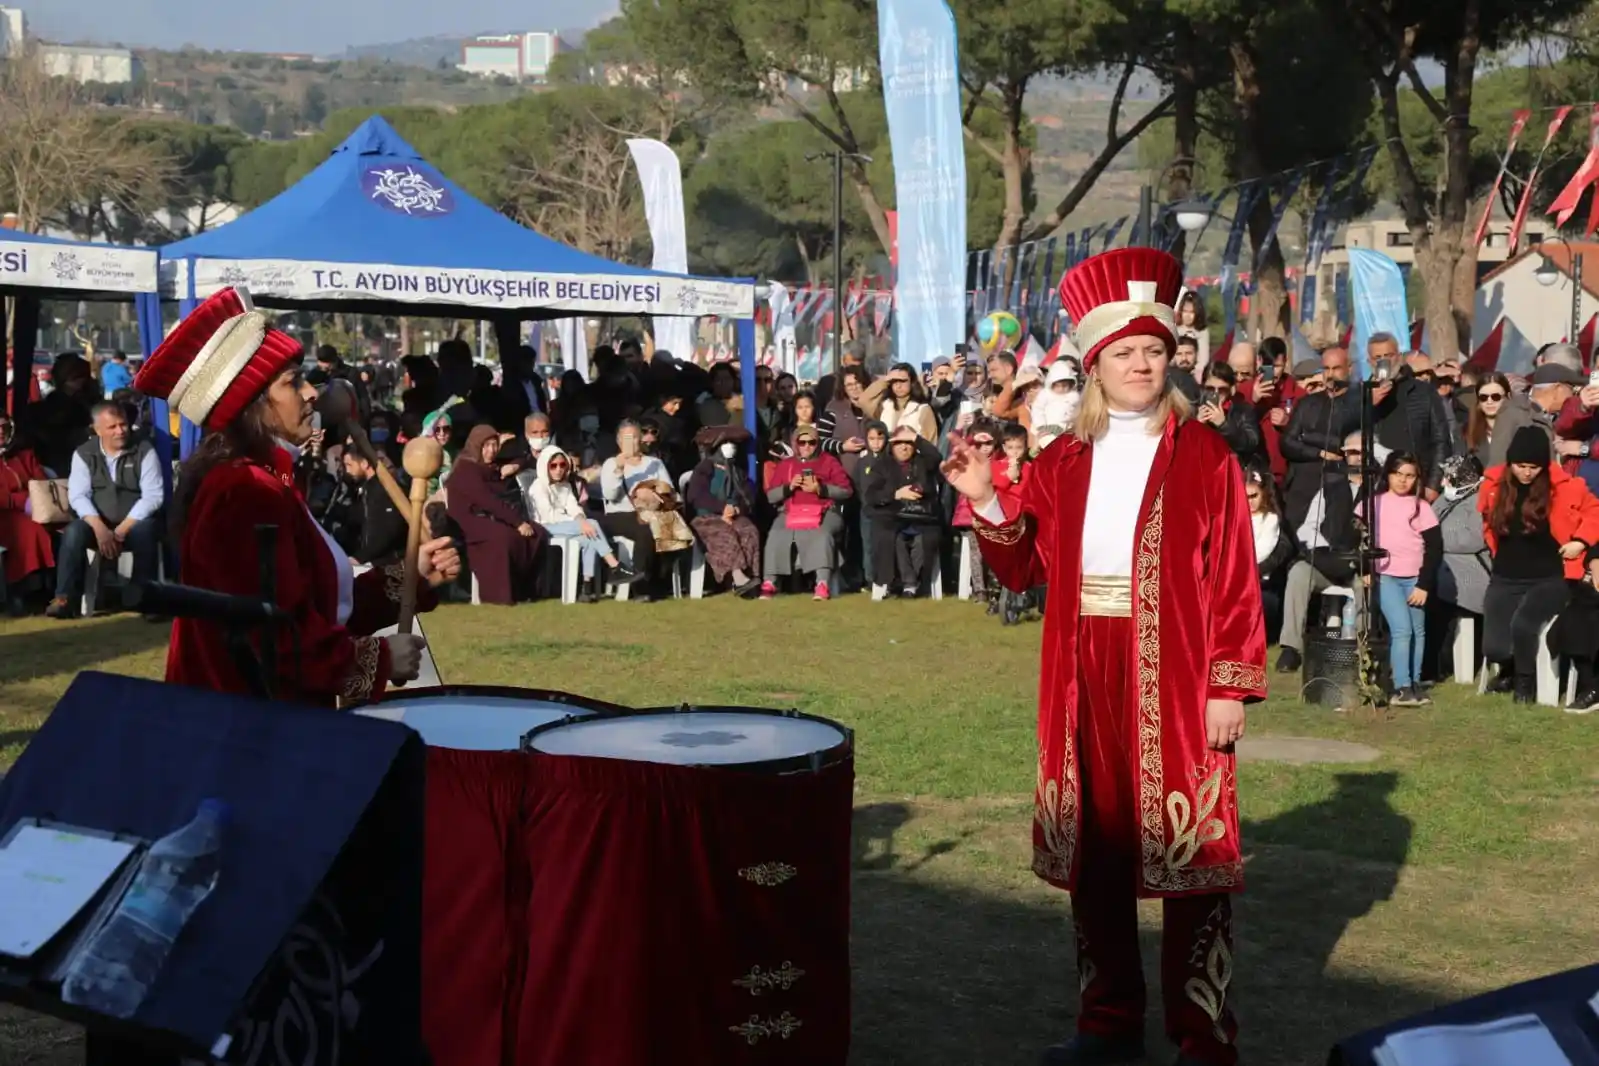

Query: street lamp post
left=806, top=150, right=872, bottom=377
left=1534, top=241, right=1584, bottom=350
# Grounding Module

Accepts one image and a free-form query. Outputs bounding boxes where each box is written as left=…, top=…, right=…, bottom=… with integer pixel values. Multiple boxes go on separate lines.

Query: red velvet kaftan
left=975, top=414, right=1267, bottom=900
left=167, top=447, right=435, bottom=705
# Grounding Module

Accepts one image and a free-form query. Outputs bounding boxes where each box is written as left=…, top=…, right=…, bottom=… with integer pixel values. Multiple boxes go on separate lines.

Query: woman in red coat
left=0, top=409, right=56, bottom=612
left=134, top=286, right=460, bottom=705
left=944, top=249, right=1265, bottom=1066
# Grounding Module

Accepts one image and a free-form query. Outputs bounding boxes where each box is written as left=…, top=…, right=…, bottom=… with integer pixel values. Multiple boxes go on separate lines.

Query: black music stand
left=0, top=671, right=428, bottom=1066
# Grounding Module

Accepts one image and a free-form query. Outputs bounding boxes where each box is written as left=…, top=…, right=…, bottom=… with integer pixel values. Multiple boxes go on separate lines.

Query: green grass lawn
left=2, top=598, right=1598, bottom=1065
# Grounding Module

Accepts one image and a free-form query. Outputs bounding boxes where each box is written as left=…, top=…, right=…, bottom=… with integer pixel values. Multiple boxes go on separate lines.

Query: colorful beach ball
left=976, top=311, right=1023, bottom=354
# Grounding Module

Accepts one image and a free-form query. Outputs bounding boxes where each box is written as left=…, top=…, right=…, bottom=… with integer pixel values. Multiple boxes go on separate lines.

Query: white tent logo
left=50, top=252, right=81, bottom=282
left=365, top=166, right=450, bottom=215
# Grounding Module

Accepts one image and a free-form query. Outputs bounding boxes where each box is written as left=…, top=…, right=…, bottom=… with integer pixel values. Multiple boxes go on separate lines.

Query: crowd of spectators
left=14, top=322, right=1599, bottom=711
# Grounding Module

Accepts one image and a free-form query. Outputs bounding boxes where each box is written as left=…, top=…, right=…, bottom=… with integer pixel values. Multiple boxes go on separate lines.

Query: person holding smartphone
left=863, top=425, right=945, bottom=598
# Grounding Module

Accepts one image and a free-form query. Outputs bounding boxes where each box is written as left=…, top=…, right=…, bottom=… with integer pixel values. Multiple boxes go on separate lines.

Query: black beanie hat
left=1505, top=425, right=1551, bottom=468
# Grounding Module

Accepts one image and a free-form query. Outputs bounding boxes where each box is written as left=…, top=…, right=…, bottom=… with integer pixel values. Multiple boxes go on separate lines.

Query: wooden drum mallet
left=398, top=437, right=445, bottom=638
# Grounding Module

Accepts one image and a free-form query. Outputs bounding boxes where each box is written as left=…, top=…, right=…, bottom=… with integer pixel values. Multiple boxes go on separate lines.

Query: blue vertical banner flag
left=1101, top=217, right=1128, bottom=252
left=1303, top=158, right=1346, bottom=270
left=1008, top=241, right=1032, bottom=312
left=1348, top=248, right=1409, bottom=373
left=1220, top=182, right=1267, bottom=334
left=1251, top=168, right=1305, bottom=273
left=879, top=0, right=966, bottom=363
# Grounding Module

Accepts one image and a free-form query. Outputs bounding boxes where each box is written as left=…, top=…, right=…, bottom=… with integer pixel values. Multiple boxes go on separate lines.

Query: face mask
left=528, top=435, right=550, bottom=452
left=579, top=415, right=600, bottom=433
left=719, top=442, right=737, bottom=459
left=370, top=428, right=390, bottom=443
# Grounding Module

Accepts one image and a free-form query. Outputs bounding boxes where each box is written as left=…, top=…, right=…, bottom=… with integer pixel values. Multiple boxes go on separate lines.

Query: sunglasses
left=889, top=377, right=911, bottom=385
left=1477, top=390, right=1505, bottom=401
left=549, top=459, right=570, bottom=467
left=796, top=439, right=818, bottom=447
left=971, top=438, right=996, bottom=447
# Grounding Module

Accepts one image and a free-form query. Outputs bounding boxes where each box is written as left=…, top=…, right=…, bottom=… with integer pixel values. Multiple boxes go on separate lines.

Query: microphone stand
left=1356, top=378, right=1391, bottom=709
left=215, top=525, right=286, bottom=701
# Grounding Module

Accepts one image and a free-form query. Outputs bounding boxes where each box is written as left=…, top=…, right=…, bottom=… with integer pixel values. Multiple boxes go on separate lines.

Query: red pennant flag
left=1468, top=319, right=1505, bottom=372
left=1410, top=319, right=1426, bottom=351
left=1513, top=105, right=1575, bottom=250
left=1476, top=110, right=1531, bottom=247
left=1341, top=324, right=1354, bottom=350
left=1547, top=104, right=1599, bottom=227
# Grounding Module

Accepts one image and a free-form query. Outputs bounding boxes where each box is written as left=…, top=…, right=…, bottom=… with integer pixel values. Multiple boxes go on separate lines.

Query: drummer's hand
left=1205, top=698, right=1246, bottom=751
left=386, top=634, right=427, bottom=683
left=417, top=535, right=461, bottom=589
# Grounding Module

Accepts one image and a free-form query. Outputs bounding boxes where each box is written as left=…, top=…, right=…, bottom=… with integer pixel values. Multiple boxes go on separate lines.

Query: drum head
left=355, top=686, right=625, bottom=751
left=527, top=708, right=851, bottom=773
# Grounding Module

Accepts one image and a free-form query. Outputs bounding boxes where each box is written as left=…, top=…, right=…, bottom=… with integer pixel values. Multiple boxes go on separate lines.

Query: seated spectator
left=24, top=353, right=98, bottom=476
left=1550, top=545, right=1599, bottom=713
left=100, top=350, right=132, bottom=395
left=1197, top=363, right=1264, bottom=470
left=862, top=362, right=937, bottom=441
left=686, top=426, right=763, bottom=598
left=1432, top=454, right=1489, bottom=619
left=340, top=444, right=408, bottom=568
left=1246, top=469, right=1292, bottom=634
left=421, top=405, right=459, bottom=493
left=762, top=425, right=852, bottom=600
left=528, top=445, right=639, bottom=601
left=446, top=425, right=545, bottom=605
left=47, top=401, right=164, bottom=620
left=697, top=363, right=740, bottom=428
left=864, top=425, right=945, bottom=599
left=1276, top=431, right=1372, bottom=673
left=1373, top=452, right=1442, bottom=707
left=0, top=410, right=55, bottom=614
left=1477, top=425, right=1599, bottom=701
left=598, top=420, right=673, bottom=597
left=523, top=411, right=554, bottom=461
left=367, top=409, right=401, bottom=468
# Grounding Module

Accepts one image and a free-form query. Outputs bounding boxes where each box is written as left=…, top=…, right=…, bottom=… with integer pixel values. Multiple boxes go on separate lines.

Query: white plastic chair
left=957, top=536, right=975, bottom=601
left=607, top=536, right=684, bottom=602
left=549, top=535, right=583, bottom=605
left=83, top=547, right=165, bottom=617
left=1476, top=616, right=1578, bottom=707
left=1451, top=614, right=1477, bottom=685
left=677, top=472, right=706, bottom=599
left=928, top=553, right=944, bottom=601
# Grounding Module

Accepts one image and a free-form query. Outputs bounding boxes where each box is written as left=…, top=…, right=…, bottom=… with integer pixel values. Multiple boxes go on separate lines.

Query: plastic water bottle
left=61, top=799, right=230, bottom=1018
left=1340, top=599, right=1357, bottom=640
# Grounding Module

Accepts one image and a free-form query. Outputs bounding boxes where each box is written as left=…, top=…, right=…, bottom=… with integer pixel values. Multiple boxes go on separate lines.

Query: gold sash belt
left=1080, top=575, right=1132, bottom=617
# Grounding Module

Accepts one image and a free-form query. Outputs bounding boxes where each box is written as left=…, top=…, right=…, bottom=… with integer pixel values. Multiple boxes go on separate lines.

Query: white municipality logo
left=905, top=28, right=934, bottom=56
left=218, top=266, right=251, bottom=287
left=366, top=166, right=450, bottom=215
left=49, top=251, right=81, bottom=282
left=910, top=136, right=939, bottom=169
left=676, top=283, right=703, bottom=313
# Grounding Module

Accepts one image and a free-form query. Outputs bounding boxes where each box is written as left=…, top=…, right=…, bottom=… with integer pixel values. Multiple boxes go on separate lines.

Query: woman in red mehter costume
left=944, top=248, right=1266, bottom=1066
left=134, top=286, right=459, bottom=704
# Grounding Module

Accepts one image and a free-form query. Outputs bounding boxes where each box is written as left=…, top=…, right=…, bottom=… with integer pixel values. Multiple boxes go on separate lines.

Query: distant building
left=0, top=6, right=24, bottom=57
left=38, top=43, right=142, bottom=84
left=457, top=31, right=563, bottom=82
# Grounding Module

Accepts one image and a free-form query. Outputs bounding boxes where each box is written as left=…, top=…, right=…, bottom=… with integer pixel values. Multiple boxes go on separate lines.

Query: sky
left=20, top=0, right=616, bottom=53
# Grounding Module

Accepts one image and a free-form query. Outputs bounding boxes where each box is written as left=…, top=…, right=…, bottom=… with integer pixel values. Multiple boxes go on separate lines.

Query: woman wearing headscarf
left=447, top=424, right=546, bottom=605
left=133, top=286, right=459, bottom=703
left=0, top=409, right=55, bottom=614
left=686, top=426, right=763, bottom=597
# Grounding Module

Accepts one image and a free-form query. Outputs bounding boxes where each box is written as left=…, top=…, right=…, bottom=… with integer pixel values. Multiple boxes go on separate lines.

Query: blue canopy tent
left=143, top=116, right=759, bottom=458
left=1, top=230, right=165, bottom=464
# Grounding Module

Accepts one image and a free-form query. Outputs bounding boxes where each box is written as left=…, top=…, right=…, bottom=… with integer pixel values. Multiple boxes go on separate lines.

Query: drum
left=354, top=686, right=628, bottom=1066
left=519, top=707, right=854, bottom=1066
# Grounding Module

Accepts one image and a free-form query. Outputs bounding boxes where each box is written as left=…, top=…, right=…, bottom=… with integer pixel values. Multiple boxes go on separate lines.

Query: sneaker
left=813, top=581, right=830, bottom=601
left=871, top=583, right=889, bottom=601
left=1275, top=647, right=1302, bottom=674
left=1392, top=686, right=1430, bottom=707
left=612, top=565, right=646, bottom=585
left=734, top=577, right=762, bottom=599
left=759, top=581, right=777, bottom=601
left=1407, top=685, right=1432, bottom=707
left=45, top=597, right=78, bottom=620
left=1566, top=690, right=1599, bottom=715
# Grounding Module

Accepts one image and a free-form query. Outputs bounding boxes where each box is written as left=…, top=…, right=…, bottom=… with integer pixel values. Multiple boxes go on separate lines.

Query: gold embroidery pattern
left=1032, top=740, right=1076, bottom=884
left=738, top=862, right=797, bottom=887
left=1183, top=903, right=1234, bottom=1044
left=729, top=1013, right=802, bottom=1044
left=974, top=517, right=1025, bottom=546
left=1164, top=768, right=1227, bottom=871
left=1136, top=492, right=1244, bottom=893
left=342, top=636, right=382, bottom=701
left=1209, top=660, right=1265, bottom=693
left=732, top=962, right=806, bottom=995
left=381, top=563, right=406, bottom=604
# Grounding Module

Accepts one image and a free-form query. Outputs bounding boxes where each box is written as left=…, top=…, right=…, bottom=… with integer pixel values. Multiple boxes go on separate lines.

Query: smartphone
left=1589, top=367, right=1599, bottom=389
left=1200, top=388, right=1221, bottom=408
left=802, top=466, right=814, bottom=479
left=959, top=399, right=979, bottom=416
left=1258, top=364, right=1275, bottom=385
left=1375, top=362, right=1392, bottom=383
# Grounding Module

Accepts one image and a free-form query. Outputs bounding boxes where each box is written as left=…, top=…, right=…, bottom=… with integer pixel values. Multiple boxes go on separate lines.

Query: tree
left=622, top=0, right=898, bottom=254
left=0, top=49, right=174, bottom=234
left=1331, top=0, right=1589, bottom=358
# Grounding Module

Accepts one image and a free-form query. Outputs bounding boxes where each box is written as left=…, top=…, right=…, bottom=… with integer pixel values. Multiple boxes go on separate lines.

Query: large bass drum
left=354, top=686, right=628, bottom=1066
left=518, top=705, right=854, bottom=1066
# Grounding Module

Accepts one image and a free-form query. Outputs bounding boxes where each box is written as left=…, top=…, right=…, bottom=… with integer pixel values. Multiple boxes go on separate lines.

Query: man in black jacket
left=1279, top=346, right=1362, bottom=531
left=1196, top=363, right=1264, bottom=472
left=1365, top=333, right=1452, bottom=498
left=339, top=446, right=409, bottom=567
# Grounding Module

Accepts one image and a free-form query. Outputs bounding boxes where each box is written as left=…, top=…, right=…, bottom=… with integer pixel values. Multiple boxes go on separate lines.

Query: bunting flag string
left=1512, top=104, right=1574, bottom=248
left=1100, top=217, right=1128, bottom=253
left=1251, top=168, right=1306, bottom=274
left=1303, top=159, right=1347, bottom=270
left=1475, top=110, right=1531, bottom=248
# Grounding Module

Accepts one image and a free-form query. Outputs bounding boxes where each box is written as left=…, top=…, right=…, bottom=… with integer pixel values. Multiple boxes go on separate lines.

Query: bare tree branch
left=1024, top=90, right=1176, bottom=242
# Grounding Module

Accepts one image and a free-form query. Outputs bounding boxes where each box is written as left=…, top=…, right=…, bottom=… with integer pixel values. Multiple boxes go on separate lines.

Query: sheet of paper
left=1374, top=1013, right=1569, bottom=1066
left=0, top=825, right=137, bottom=959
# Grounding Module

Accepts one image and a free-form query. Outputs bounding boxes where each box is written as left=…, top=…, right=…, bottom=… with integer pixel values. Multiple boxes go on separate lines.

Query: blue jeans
left=540, top=520, right=612, bottom=578
left=55, top=517, right=162, bottom=600
left=1378, top=574, right=1426, bottom=689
